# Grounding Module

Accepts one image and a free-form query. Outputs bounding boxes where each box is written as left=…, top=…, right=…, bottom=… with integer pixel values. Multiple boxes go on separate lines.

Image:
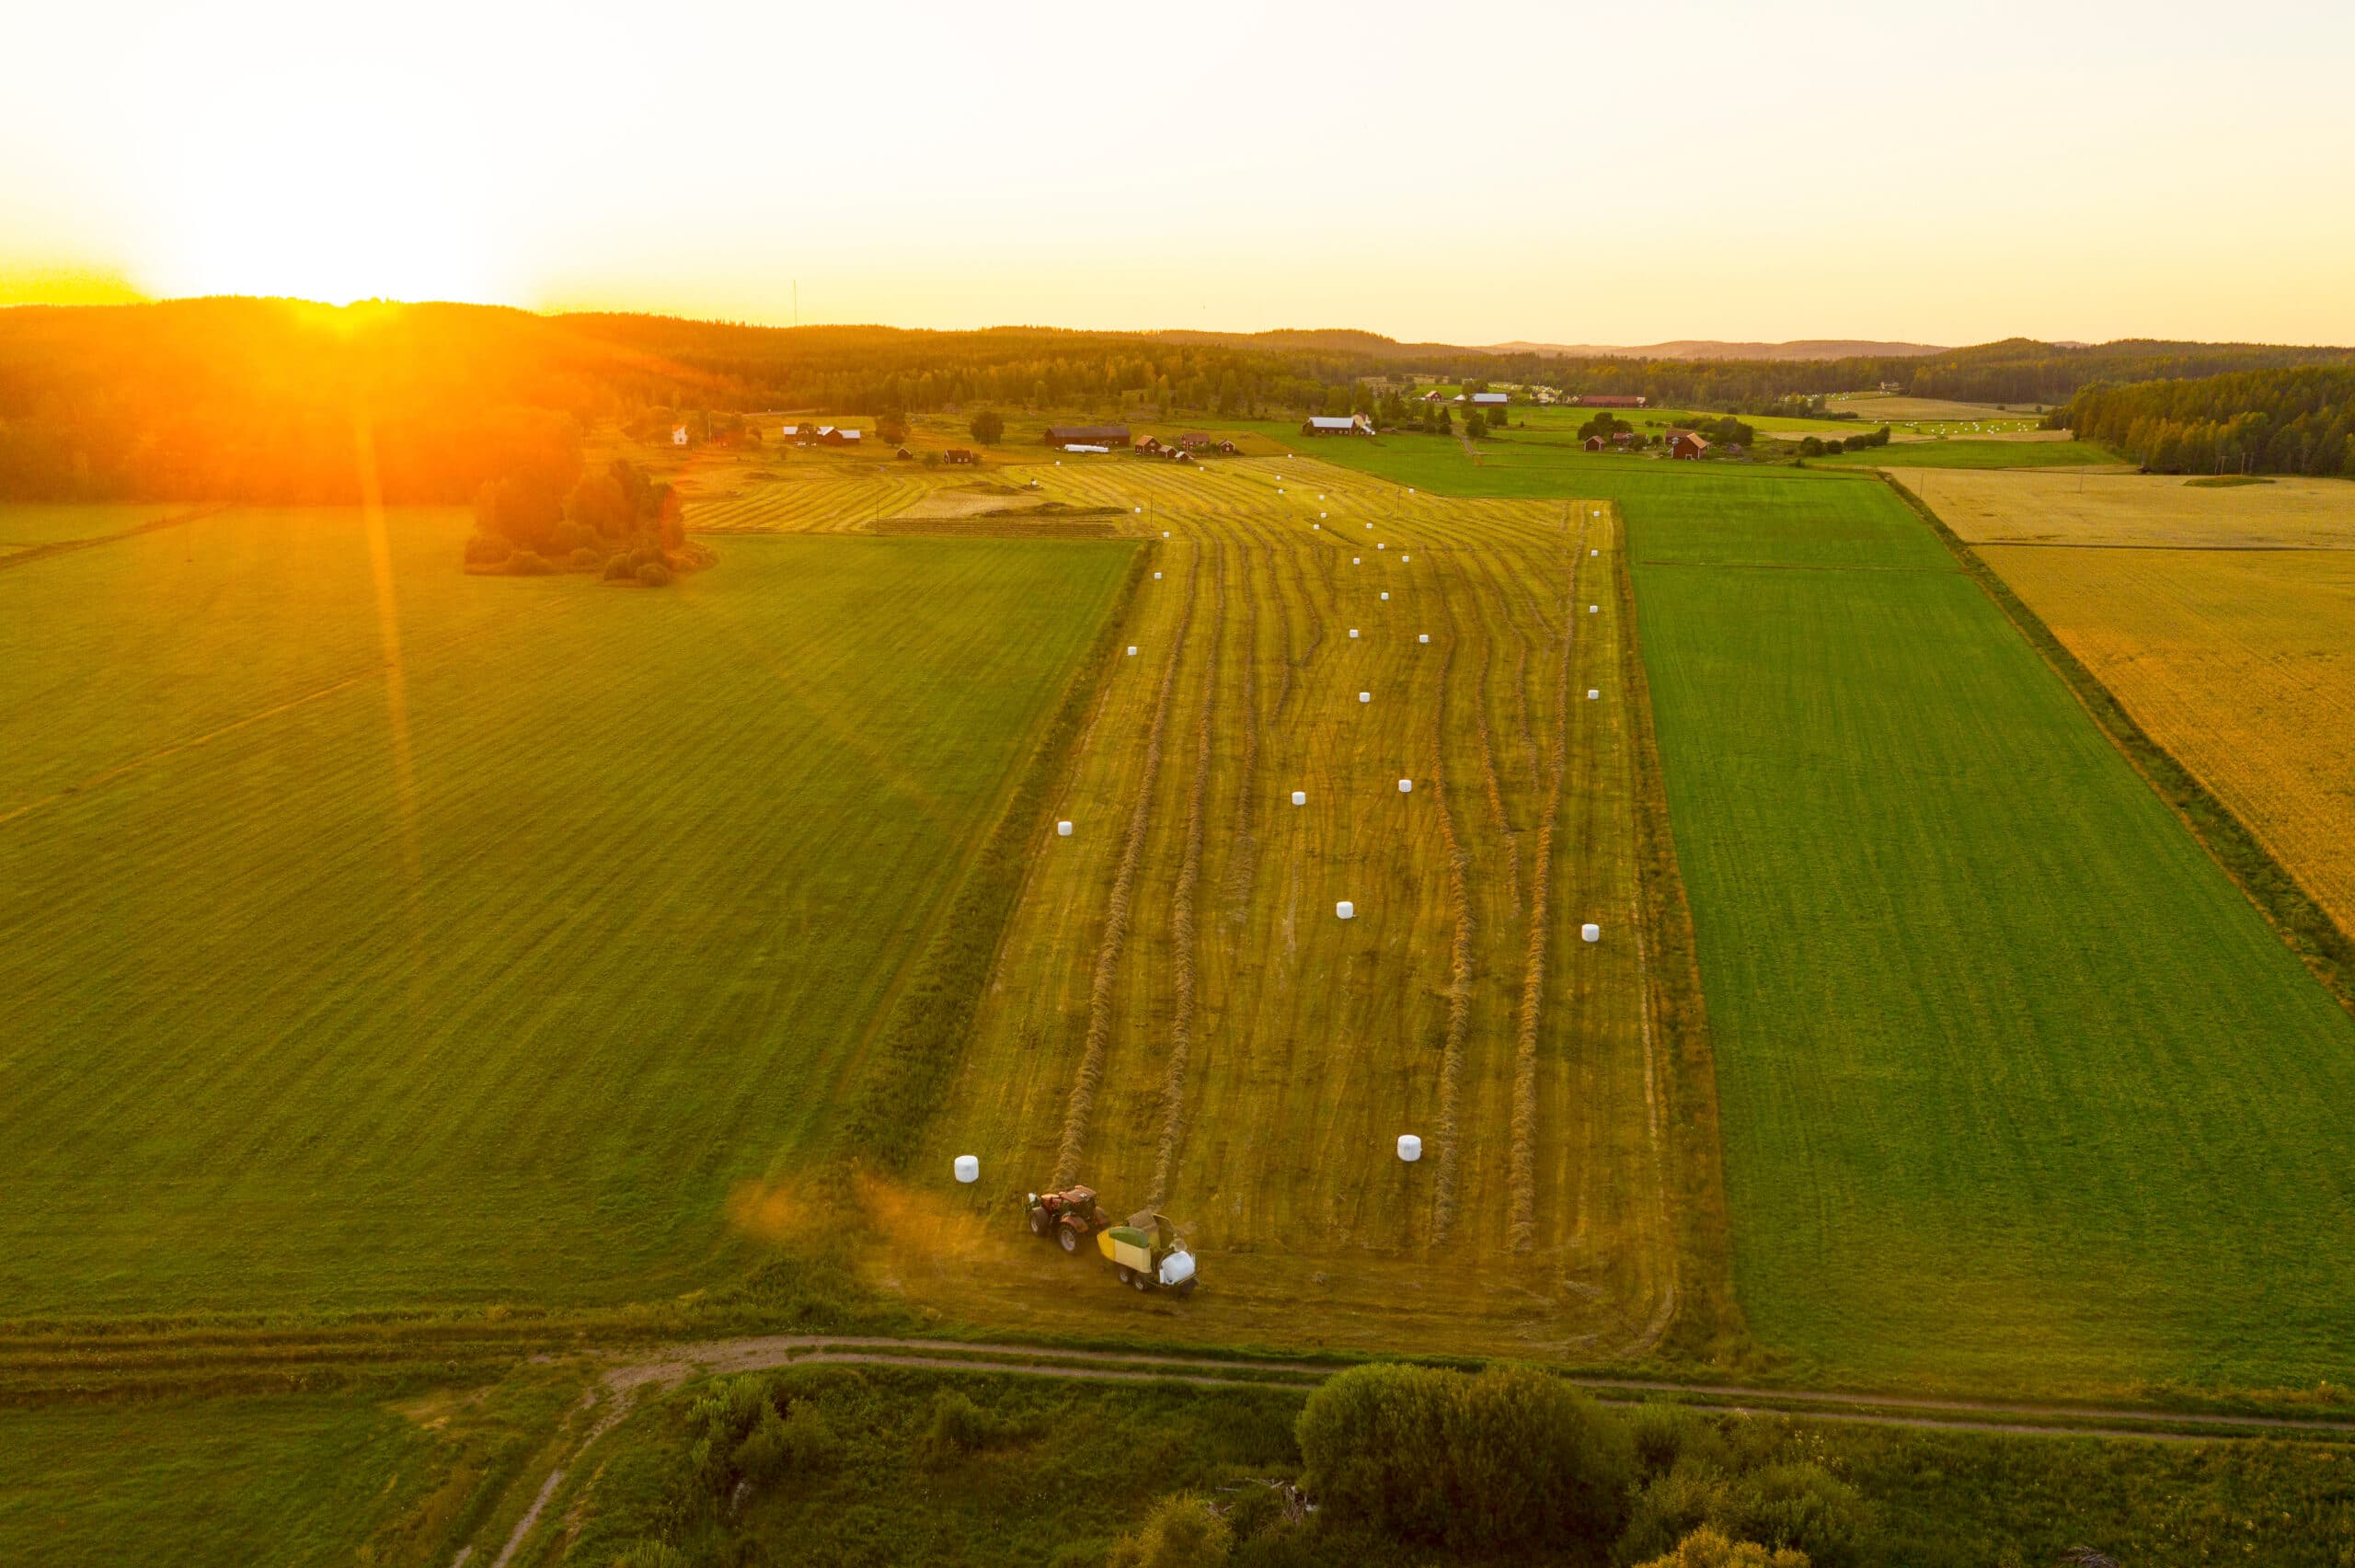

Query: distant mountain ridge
left=1486, top=338, right=1949, bottom=361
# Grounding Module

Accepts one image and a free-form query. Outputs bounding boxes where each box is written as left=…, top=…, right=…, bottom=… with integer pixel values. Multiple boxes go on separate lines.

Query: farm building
left=1584, top=435, right=1606, bottom=452
left=1215, top=439, right=1240, bottom=454
left=819, top=426, right=862, bottom=447
left=1420, top=390, right=1445, bottom=402
left=1043, top=424, right=1132, bottom=449
left=1668, top=429, right=1710, bottom=460
left=1471, top=391, right=1508, bottom=406
left=1134, top=435, right=1166, bottom=454
left=1570, top=395, right=1647, bottom=408
left=672, top=426, right=689, bottom=446
left=1177, top=432, right=1213, bottom=449
left=894, top=447, right=913, bottom=460
left=1302, top=414, right=1375, bottom=437
left=944, top=448, right=977, bottom=464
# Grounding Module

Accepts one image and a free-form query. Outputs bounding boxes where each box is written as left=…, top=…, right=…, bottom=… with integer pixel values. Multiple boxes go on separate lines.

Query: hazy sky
left=6, top=0, right=2352, bottom=346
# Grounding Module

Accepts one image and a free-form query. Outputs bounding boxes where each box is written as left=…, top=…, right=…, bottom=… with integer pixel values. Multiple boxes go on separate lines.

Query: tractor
left=1097, top=1210, right=1198, bottom=1296
left=1026, top=1186, right=1109, bottom=1254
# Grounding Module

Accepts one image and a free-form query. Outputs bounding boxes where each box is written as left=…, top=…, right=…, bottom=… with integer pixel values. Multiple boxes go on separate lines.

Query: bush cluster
left=1296, top=1366, right=1870, bottom=1566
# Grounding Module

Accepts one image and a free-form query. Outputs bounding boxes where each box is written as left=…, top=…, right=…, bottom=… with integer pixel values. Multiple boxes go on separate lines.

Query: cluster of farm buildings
left=1044, top=426, right=1243, bottom=458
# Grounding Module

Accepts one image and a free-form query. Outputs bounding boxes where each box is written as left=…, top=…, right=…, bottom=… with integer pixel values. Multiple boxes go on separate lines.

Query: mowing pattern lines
left=897, top=456, right=1669, bottom=1355
left=0, top=510, right=1132, bottom=1315
left=1625, top=471, right=2355, bottom=1391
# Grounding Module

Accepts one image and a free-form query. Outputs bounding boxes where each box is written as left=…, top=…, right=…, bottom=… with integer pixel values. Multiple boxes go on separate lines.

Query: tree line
left=2061, top=365, right=2355, bottom=477
left=5, top=298, right=2349, bottom=502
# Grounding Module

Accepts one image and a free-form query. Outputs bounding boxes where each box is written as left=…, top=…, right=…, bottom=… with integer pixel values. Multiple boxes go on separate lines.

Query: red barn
left=1668, top=429, right=1710, bottom=460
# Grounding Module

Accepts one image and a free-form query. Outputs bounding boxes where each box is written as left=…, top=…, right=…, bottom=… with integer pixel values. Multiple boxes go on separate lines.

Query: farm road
left=590, top=1333, right=2355, bottom=1446
left=474, top=1332, right=2355, bottom=1567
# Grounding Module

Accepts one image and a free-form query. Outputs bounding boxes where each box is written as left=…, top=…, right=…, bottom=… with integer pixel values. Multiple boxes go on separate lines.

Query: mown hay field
left=1812, top=438, right=2125, bottom=469
left=1942, top=471, right=2355, bottom=938
left=1909, top=467, right=2355, bottom=548
left=1625, top=467, right=2355, bottom=1391
left=0, top=504, right=1132, bottom=1315
left=782, top=453, right=1693, bottom=1357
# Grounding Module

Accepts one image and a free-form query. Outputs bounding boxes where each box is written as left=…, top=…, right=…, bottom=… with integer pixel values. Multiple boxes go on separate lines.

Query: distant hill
left=1487, top=338, right=1948, bottom=361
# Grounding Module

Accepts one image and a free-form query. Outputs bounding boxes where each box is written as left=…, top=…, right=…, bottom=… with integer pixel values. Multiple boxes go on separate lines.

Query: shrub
left=1620, top=1459, right=1869, bottom=1568
left=1633, top=1527, right=1809, bottom=1568
left=463, top=532, right=512, bottom=566
left=920, top=1389, right=1001, bottom=1461
left=1297, top=1363, right=1633, bottom=1556
left=569, top=546, right=603, bottom=572
left=506, top=550, right=555, bottom=576
left=637, top=561, right=674, bottom=588
left=1107, top=1495, right=1233, bottom=1568
left=603, top=554, right=634, bottom=580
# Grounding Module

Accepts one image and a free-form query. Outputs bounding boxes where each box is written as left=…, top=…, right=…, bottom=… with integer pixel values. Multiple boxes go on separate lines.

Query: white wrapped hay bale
left=1155, top=571, right=1162, bottom=578
left=1058, top=820, right=1074, bottom=836
left=954, top=1154, right=980, bottom=1184
left=1418, top=634, right=1429, bottom=644
left=1381, top=591, right=1389, bottom=601
left=1581, top=922, right=1601, bottom=943
left=1588, top=689, right=1599, bottom=700
left=1350, top=627, right=1359, bottom=638
left=1397, top=1134, right=1422, bottom=1162
left=1336, top=900, right=1355, bottom=920
left=1358, top=691, right=1371, bottom=704
left=1128, top=646, right=1138, bottom=656
left=1401, top=555, right=1409, bottom=562
left=1589, top=605, right=1599, bottom=614
left=1398, top=778, right=1412, bottom=793
left=1292, top=790, right=1306, bottom=806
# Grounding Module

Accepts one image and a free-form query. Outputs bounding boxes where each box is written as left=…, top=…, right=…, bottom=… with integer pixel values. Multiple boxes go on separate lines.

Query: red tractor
left=1026, top=1186, right=1109, bottom=1254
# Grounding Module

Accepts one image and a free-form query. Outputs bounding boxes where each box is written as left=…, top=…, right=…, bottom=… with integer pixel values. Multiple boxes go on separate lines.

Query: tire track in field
left=1054, top=548, right=1200, bottom=1188
left=1148, top=547, right=1225, bottom=1205
left=1220, top=543, right=1266, bottom=920
left=1510, top=520, right=1586, bottom=1253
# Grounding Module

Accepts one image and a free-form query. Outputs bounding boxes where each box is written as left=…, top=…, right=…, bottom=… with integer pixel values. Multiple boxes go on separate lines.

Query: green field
left=0, top=506, right=1133, bottom=1315
left=1625, top=470, right=2355, bottom=1391
left=0, top=1395, right=433, bottom=1567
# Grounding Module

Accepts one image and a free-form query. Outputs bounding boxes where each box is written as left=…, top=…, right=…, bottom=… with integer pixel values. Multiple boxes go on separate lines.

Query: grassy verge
left=1888, top=474, right=2355, bottom=1016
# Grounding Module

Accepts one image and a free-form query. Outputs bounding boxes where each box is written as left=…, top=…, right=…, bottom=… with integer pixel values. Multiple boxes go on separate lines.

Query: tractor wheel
left=1114, top=1265, right=1134, bottom=1286
left=1131, top=1270, right=1151, bottom=1292
left=1058, top=1226, right=1079, bottom=1254
left=1028, top=1208, right=1050, bottom=1238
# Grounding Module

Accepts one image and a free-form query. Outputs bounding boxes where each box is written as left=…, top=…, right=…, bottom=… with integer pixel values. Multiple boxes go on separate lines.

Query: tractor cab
left=1097, top=1210, right=1199, bottom=1295
left=1026, top=1186, right=1108, bottom=1253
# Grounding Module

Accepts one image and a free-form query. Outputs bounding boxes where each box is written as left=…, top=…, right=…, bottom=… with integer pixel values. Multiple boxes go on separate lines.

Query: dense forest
left=3, top=297, right=2349, bottom=500
left=2059, top=366, right=2355, bottom=476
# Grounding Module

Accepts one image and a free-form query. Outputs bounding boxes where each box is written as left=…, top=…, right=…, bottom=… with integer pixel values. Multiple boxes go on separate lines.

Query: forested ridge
left=3, top=296, right=2349, bottom=500
left=2062, top=365, right=2355, bottom=476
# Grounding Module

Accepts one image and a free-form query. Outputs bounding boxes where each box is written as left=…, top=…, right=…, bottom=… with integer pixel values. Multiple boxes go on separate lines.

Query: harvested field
left=1908, top=468, right=2355, bottom=549
left=879, top=456, right=1690, bottom=1357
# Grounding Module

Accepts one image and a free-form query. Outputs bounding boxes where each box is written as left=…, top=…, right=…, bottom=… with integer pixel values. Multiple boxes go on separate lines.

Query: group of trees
left=465, top=453, right=693, bottom=584
left=2061, top=366, right=2355, bottom=476
left=1287, top=1363, right=1868, bottom=1565
left=1796, top=424, right=1887, bottom=458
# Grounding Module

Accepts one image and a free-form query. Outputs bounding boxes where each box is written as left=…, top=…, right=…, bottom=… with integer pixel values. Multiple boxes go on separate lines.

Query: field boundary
left=0, top=502, right=227, bottom=571
left=1613, top=505, right=1747, bottom=1363
left=1886, top=474, right=2355, bottom=1017
left=843, top=541, right=1156, bottom=1168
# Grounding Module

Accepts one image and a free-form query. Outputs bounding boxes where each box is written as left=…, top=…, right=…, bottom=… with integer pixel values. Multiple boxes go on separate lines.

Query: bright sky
left=6, top=0, right=2352, bottom=347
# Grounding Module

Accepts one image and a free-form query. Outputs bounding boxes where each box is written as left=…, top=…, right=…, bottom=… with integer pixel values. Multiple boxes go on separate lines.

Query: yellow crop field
left=1936, top=469, right=2355, bottom=939
left=801, top=453, right=1701, bottom=1358
left=1909, top=468, right=2355, bottom=549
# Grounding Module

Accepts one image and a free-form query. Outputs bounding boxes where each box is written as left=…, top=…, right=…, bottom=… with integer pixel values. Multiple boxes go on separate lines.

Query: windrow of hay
left=1511, top=520, right=1584, bottom=1253
left=1055, top=550, right=1200, bottom=1188
left=1428, top=617, right=1478, bottom=1242
left=1150, top=549, right=1224, bottom=1205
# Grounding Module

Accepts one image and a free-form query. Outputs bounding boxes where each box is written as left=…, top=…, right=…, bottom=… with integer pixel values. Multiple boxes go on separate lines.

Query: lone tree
left=969, top=409, right=1005, bottom=444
